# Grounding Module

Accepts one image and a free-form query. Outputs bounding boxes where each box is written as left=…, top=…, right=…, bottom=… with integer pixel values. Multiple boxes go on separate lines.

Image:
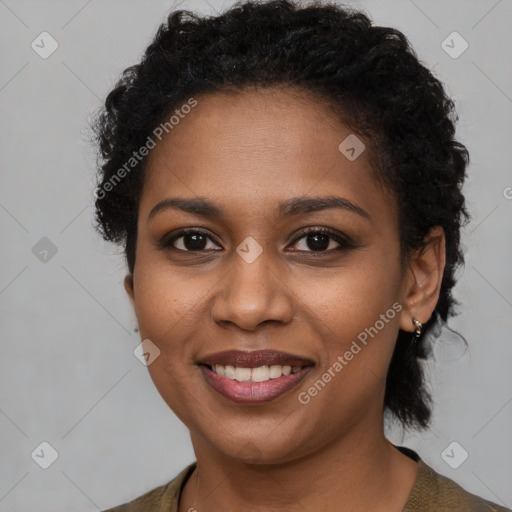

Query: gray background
left=1, top=0, right=511, bottom=510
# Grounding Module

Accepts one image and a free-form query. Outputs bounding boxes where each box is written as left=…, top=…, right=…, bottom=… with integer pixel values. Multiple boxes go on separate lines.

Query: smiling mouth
left=197, top=349, right=314, bottom=403
left=199, top=364, right=313, bottom=403
left=201, top=363, right=306, bottom=382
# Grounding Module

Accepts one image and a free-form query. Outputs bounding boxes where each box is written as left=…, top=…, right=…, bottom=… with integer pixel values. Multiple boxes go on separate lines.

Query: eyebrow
left=148, top=195, right=371, bottom=222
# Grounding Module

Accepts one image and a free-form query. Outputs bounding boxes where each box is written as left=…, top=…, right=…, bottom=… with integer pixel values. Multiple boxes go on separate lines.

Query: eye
left=159, top=227, right=356, bottom=254
left=287, top=227, right=355, bottom=253
left=160, top=228, right=221, bottom=252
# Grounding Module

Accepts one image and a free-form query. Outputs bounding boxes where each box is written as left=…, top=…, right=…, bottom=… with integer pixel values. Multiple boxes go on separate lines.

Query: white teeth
left=269, top=365, right=282, bottom=379
left=210, top=364, right=303, bottom=382
left=225, top=365, right=236, bottom=379
left=235, top=367, right=251, bottom=382
left=251, top=366, right=269, bottom=382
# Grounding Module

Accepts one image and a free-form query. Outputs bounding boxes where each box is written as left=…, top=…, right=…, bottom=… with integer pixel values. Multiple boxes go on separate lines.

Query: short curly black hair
left=91, top=0, right=469, bottom=430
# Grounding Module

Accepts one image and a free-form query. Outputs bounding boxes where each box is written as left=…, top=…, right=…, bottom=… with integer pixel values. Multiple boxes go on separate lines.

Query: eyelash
left=159, top=227, right=357, bottom=255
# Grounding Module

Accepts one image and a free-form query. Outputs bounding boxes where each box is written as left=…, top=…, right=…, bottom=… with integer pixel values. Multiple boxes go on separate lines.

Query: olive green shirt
left=103, top=447, right=510, bottom=511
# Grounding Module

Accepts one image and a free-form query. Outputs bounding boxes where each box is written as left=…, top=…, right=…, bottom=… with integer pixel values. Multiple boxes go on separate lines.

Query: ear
left=399, top=226, right=446, bottom=333
left=124, top=273, right=135, bottom=306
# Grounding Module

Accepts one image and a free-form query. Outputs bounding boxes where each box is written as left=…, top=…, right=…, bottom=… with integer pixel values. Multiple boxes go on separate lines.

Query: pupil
left=181, top=233, right=331, bottom=251
left=184, top=233, right=206, bottom=250
left=307, top=234, right=329, bottom=251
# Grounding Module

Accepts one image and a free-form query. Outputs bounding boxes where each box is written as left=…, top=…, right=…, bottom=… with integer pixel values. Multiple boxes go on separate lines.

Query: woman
left=92, top=0, right=510, bottom=510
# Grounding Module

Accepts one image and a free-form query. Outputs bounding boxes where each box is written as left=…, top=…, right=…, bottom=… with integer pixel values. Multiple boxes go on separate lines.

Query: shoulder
left=102, top=484, right=168, bottom=512
left=428, top=464, right=510, bottom=512
left=404, top=456, right=511, bottom=512
left=101, top=463, right=196, bottom=512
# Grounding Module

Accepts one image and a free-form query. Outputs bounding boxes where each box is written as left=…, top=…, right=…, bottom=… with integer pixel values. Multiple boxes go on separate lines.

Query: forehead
left=140, top=87, right=394, bottom=226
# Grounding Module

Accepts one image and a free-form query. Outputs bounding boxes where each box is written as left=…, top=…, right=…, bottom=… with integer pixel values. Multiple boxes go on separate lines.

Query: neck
left=180, top=425, right=418, bottom=512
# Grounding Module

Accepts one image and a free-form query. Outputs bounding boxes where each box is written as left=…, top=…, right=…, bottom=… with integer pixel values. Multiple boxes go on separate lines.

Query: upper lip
left=198, top=350, right=315, bottom=369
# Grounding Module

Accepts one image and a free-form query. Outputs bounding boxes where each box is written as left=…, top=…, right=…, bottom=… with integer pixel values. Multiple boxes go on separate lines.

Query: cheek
left=132, top=263, right=204, bottom=339
left=296, top=252, right=403, bottom=405
left=131, top=264, right=207, bottom=422
left=299, top=255, right=402, bottom=341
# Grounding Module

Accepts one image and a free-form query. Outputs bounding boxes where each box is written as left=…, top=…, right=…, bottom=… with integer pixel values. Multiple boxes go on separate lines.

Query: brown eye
left=160, top=229, right=221, bottom=252
left=288, top=228, right=356, bottom=253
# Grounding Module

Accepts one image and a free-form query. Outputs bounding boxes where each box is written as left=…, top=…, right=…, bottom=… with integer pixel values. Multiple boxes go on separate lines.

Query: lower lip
left=199, top=365, right=313, bottom=404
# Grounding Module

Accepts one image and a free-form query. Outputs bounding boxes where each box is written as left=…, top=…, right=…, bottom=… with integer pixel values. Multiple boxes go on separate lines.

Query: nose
left=210, top=251, right=295, bottom=331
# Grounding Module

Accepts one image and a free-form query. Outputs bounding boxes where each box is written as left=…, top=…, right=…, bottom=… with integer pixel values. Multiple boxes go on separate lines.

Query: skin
left=124, top=86, right=446, bottom=512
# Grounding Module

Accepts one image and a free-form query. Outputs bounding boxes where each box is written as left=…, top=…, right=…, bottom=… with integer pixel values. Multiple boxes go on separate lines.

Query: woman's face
left=126, top=87, right=414, bottom=463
